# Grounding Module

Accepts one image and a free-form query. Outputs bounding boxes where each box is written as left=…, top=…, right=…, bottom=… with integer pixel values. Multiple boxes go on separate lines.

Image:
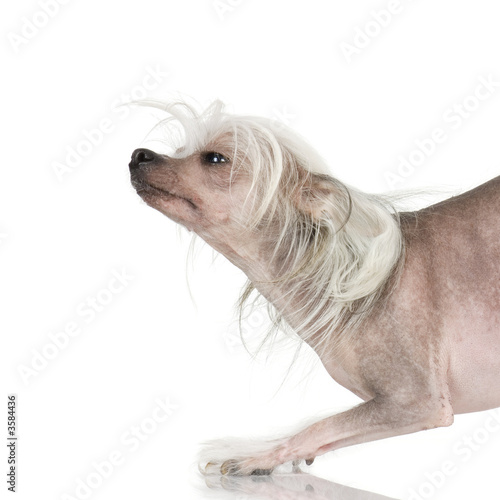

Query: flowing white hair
left=136, top=99, right=404, bottom=358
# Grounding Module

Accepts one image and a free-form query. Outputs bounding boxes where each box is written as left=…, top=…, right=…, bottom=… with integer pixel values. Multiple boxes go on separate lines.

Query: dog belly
left=448, top=320, right=500, bottom=414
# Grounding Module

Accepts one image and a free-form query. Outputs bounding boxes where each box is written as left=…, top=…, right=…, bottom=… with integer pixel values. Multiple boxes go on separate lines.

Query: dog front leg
left=215, top=395, right=453, bottom=475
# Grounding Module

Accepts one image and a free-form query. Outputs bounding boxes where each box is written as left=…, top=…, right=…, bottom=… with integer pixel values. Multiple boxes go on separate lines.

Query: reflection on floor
left=204, top=470, right=398, bottom=500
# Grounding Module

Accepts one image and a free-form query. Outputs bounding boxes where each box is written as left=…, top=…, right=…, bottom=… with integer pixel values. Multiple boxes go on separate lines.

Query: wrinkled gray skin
left=129, top=147, right=500, bottom=474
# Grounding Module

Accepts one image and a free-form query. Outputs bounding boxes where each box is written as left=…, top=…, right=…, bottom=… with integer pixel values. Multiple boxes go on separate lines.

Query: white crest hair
left=136, top=99, right=405, bottom=358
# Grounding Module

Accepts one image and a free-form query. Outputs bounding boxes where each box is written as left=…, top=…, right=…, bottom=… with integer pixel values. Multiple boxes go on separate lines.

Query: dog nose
left=129, top=148, right=158, bottom=170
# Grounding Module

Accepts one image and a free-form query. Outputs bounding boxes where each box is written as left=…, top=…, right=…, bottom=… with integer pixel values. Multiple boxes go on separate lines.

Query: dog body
left=129, top=101, right=500, bottom=475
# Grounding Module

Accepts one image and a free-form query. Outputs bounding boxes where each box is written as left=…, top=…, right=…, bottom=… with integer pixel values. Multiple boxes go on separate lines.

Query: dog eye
left=202, top=152, right=228, bottom=165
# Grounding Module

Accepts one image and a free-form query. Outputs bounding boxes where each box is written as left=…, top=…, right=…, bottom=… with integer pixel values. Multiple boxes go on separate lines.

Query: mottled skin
left=129, top=147, right=500, bottom=474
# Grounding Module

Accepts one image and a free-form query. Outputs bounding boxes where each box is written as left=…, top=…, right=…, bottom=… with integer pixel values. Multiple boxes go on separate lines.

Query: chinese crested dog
left=129, top=100, right=500, bottom=476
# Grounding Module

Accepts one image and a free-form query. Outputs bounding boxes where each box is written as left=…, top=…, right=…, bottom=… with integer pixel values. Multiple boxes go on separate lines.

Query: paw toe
left=250, top=468, right=273, bottom=476
left=221, top=459, right=240, bottom=476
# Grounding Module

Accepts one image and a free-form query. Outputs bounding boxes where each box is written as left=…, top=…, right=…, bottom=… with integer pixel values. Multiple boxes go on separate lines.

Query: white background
left=3, top=1, right=500, bottom=499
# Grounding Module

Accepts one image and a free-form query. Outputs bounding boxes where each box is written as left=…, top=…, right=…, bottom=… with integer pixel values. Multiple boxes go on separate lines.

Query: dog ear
left=293, top=172, right=340, bottom=220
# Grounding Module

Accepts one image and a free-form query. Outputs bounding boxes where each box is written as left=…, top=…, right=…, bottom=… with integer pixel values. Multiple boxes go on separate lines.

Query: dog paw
left=204, top=456, right=315, bottom=476
left=200, top=437, right=317, bottom=476
left=210, top=458, right=275, bottom=476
